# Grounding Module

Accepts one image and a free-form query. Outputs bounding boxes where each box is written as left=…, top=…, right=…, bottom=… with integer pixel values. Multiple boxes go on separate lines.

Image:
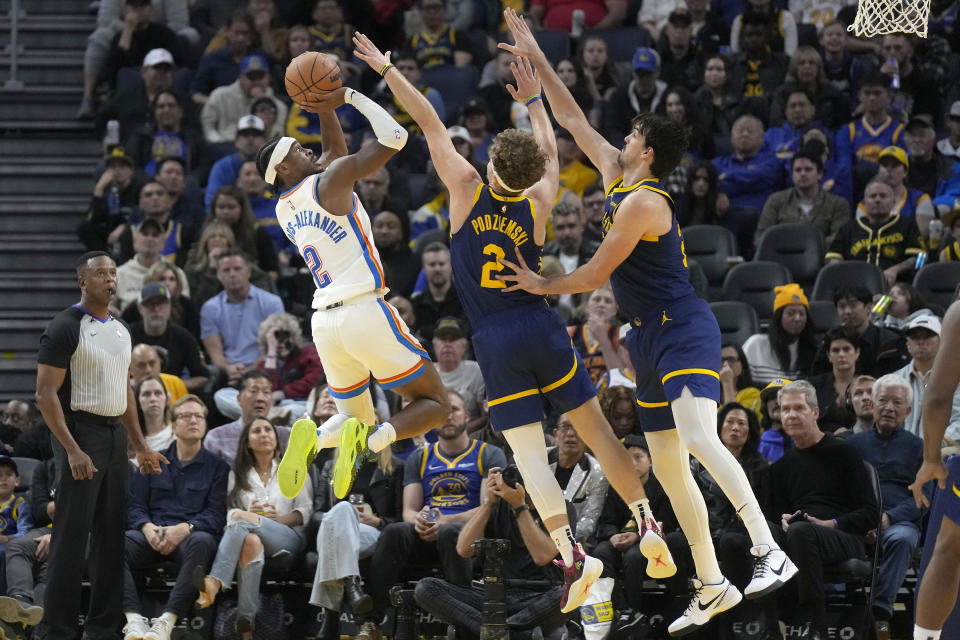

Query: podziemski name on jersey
left=285, top=210, right=349, bottom=243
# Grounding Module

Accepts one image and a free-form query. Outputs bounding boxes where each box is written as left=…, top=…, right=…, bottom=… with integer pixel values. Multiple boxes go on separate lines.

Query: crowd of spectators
left=19, top=0, right=960, bottom=638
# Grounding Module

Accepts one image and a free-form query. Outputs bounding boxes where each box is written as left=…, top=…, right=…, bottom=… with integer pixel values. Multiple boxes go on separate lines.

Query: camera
left=274, top=330, right=290, bottom=341
left=499, top=464, right=522, bottom=489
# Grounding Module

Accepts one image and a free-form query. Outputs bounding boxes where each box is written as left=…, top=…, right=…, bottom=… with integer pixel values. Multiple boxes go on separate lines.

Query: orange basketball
left=284, top=52, right=342, bottom=103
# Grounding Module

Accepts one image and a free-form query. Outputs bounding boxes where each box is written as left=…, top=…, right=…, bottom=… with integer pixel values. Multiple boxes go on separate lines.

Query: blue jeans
left=873, top=521, right=920, bottom=616
left=208, top=515, right=304, bottom=622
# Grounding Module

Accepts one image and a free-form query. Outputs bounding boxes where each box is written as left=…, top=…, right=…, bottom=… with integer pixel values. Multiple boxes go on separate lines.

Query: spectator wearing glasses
left=121, top=395, right=227, bottom=640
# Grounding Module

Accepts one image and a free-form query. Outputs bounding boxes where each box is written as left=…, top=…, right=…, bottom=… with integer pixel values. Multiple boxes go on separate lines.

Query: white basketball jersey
left=275, top=174, right=387, bottom=309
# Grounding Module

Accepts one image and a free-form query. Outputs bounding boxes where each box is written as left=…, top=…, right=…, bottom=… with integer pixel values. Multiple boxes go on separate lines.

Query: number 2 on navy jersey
left=479, top=244, right=506, bottom=288
left=302, top=245, right=332, bottom=288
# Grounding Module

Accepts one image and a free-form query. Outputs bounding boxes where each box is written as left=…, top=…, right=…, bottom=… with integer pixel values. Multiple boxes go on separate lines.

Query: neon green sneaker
left=278, top=418, right=318, bottom=498
left=333, top=418, right=376, bottom=500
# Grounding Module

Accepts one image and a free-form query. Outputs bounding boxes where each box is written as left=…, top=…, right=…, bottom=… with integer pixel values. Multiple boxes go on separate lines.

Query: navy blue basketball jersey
left=419, top=440, right=488, bottom=515
left=451, top=184, right=545, bottom=326
left=601, top=177, right=695, bottom=319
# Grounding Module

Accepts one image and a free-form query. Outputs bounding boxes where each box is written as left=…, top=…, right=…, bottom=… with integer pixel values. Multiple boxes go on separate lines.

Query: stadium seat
left=811, top=262, right=886, bottom=302
left=534, top=29, right=571, bottom=63
left=822, top=461, right=883, bottom=636
left=807, top=300, right=839, bottom=342
left=580, top=28, right=652, bottom=62
left=720, top=261, right=793, bottom=323
left=464, top=29, right=492, bottom=67
left=913, top=262, right=960, bottom=312
left=754, top=223, right=825, bottom=293
left=710, top=301, right=760, bottom=348
left=420, top=65, right=479, bottom=125
left=681, top=225, right=738, bottom=301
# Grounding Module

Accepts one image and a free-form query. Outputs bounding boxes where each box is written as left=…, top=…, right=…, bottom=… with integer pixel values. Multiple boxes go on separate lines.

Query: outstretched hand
left=298, top=86, right=348, bottom=113
left=498, top=8, right=546, bottom=63
left=352, top=32, right=391, bottom=74
left=497, top=246, right=548, bottom=294
left=505, top=56, right=541, bottom=104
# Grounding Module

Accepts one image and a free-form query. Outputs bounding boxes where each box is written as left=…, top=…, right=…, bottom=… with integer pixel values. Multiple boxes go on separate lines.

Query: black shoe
left=343, top=575, right=373, bottom=618
left=610, top=609, right=652, bottom=639
left=317, top=608, right=339, bottom=640
left=235, top=616, right=253, bottom=634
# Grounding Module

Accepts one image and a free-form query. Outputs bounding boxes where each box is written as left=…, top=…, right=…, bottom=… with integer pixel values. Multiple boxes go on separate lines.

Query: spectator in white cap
left=201, top=54, right=288, bottom=145
left=892, top=315, right=960, bottom=438
left=78, top=0, right=198, bottom=119
left=937, top=100, right=960, bottom=162
left=96, top=47, right=178, bottom=142
left=204, top=115, right=268, bottom=208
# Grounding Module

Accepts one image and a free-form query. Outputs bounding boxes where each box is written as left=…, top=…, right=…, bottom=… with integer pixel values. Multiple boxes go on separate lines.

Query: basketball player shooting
left=258, top=84, right=450, bottom=503
left=351, top=31, right=678, bottom=614
left=495, top=8, right=796, bottom=635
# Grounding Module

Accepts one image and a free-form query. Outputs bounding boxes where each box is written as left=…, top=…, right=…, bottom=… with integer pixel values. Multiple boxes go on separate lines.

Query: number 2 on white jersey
left=303, top=245, right=332, bottom=288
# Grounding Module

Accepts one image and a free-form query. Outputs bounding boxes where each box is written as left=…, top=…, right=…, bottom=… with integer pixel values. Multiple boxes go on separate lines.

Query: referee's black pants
left=43, top=415, right=128, bottom=640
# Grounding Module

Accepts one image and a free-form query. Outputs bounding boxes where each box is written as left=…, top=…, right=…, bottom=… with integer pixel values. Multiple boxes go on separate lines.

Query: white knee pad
left=670, top=388, right=721, bottom=459
left=502, top=423, right=568, bottom=521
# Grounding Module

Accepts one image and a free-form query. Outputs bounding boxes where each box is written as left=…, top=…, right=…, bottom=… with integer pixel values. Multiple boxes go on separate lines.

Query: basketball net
left=848, top=0, right=931, bottom=37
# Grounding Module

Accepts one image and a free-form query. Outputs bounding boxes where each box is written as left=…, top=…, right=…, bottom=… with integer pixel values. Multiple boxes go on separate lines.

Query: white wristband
left=345, top=88, right=408, bottom=150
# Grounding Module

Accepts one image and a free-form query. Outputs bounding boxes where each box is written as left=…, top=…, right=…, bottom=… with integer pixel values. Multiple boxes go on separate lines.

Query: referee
left=35, top=251, right=167, bottom=640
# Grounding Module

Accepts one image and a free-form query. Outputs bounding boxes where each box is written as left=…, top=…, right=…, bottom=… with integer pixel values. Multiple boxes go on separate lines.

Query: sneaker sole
left=560, top=556, right=604, bottom=613
left=278, top=418, right=318, bottom=498
left=744, top=561, right=799, bottom=600
left=668, top=584, right=743, bottom=637
left=0, top=596, right=41, bottom=626
left=640, top=530, right=677, bottom=579
left=333, top=418, right=367, bottom=500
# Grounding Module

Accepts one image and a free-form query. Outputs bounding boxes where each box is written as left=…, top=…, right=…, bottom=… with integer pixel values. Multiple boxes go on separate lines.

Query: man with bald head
left=713, top=114, right=785, bottom=253
left=129, top=344, right=188, bottom=403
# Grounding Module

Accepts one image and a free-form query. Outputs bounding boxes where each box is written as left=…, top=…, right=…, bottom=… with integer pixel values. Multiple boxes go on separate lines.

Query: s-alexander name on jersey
left=284, top=210, right=349, bottom=244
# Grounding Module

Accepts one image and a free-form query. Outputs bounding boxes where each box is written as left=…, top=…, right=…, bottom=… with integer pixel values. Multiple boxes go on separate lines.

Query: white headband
left=265, top=136, right=296, bottom=186
left=491, top=164, right=521, bottom=193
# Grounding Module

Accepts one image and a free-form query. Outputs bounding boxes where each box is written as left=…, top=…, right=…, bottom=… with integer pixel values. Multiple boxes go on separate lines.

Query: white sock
left=125, top=612, right=145, bottom=624
left=160, top=612, right=177, bottom=625
left=317, top=414, right=349, bottom=449
left=690, top=538, right=724, bottom=585
left=914, top=626, right=941, bottom=640
left=550, top=525, right=576, bottom=565
left=367, top=421, right=396, bottom=453
left=628, top=498, right=652, bottom=529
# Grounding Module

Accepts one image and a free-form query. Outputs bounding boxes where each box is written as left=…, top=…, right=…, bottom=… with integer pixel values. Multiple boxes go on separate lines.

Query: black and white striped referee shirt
left=37, top=305, right=132, bottom=417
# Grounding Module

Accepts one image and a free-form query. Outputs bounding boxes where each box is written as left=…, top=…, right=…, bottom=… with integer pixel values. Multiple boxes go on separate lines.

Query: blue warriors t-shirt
left=0, top=494, right=25, bottom=537
left=451, top=184, right=545, bottom=327
left=419, top=440, right=488, bottom=515
left=602, top=177, right=695, bottom=319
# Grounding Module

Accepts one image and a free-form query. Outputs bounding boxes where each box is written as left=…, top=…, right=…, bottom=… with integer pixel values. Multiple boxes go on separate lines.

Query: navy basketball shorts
left=943, top=454, right=960, bottom=527
left=624, top=295, right=722, bottom=432
left=472, top=305, right=596, bottom=432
